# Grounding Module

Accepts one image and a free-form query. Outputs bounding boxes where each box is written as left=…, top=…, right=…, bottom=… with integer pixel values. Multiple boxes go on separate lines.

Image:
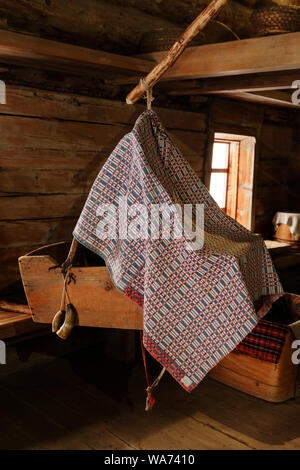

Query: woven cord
left=140, top=331, right=166, bottom=411
left=140, top=77, right=154, bottom=110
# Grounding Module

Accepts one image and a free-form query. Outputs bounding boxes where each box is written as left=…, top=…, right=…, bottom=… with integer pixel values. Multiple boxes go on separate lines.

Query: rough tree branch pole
left=126, top=0, right=228, bottom=105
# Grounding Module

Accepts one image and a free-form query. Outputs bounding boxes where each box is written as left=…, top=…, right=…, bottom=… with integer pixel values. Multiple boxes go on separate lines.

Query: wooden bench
left=0, top=300, right=48, bottom=342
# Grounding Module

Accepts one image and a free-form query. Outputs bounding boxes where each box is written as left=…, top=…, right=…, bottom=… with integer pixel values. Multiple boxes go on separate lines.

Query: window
left=208, top=133, right=256, bottom=230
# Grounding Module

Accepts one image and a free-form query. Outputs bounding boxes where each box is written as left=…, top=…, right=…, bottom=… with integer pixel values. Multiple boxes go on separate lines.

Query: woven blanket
left=73, top=110, right=283, bottom=392
left=234, top=319, right=288, bottom=364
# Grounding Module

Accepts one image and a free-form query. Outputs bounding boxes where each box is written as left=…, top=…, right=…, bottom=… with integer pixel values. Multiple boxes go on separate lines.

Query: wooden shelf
left=0, top=30, right=154, bottom=77
left=141, top=32, right=300, bottom=81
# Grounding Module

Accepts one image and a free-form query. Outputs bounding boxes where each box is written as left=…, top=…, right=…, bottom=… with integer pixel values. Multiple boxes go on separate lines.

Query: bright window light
left=211, top=142, right=229, bottom=169
left=209, top=172, right=228, bottom=208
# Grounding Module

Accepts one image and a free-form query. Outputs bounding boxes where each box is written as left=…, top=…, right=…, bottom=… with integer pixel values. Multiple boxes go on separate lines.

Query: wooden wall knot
left=104, top=281, right=113, bottom=291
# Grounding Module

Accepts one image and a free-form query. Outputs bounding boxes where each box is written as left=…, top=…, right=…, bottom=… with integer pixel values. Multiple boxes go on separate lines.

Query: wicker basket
left=139, top=28, right=203, bottom=53
left=252, top=5, right=300, bottom=36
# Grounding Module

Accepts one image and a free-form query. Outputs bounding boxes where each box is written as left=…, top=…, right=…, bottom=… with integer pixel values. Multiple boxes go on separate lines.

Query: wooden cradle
left=19, top=241, right=299, bottom=403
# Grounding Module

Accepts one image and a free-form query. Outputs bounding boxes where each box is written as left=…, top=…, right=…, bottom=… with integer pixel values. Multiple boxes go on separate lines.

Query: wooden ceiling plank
left=0, top=30, right=154, bottom=77
left=140, top=32, right=300, bottom=80
left=168, top=70, right=300, bottom=95
left=216, top=90, right=299, bottom=109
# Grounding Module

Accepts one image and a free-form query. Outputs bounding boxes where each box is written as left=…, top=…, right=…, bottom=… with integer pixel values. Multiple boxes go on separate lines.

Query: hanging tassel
left=140, top=331, right=166, bottom=411
left=145, top=386, right=156, bottom=412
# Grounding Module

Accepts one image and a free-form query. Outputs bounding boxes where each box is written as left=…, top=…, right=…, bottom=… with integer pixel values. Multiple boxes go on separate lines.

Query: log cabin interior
left=0, top=0, right=300, bottom=452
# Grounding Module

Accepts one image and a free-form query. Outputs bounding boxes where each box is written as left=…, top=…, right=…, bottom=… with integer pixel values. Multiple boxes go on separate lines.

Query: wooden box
left=209, top=330, right=298, bottom=403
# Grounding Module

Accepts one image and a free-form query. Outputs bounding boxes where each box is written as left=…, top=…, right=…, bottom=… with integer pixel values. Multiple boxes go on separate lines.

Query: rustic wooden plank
left=0, top=385, right=92, bottom=450
left=217, top=91, right=300, bottom=109
left=0, top=358, right=249, bottom=450
left=1, top=341, right=299, bottom=450
left=46, top=361, right=251, bottom=450
left=0, top=194, right=87, bottom=221
left=168, top=70, right=300, bottom=95
left=19, top=250, right=143, bottom=330
left=0, top=0, right=181, bottom=58
left=0, top=115, right=129, bottom=152
left=0, top=301, right=30, bottom=314
left=158, top=373, right=300, bottom=449
left=288, top=183, right=300, bottom=210
left=0, top=168, right=99, bottom=195
left=210, top=97, right=263, bottom=129
left=0, top=301, right=48, bottom=340
left=0, top=29, right=153, bottom=76
left=0, top=149, right=107, bottom=170
left=0, top=85, right=207, bottom=132
left=0, top=0, right=253, bottom=53
left=255, top=213, right=275, bottom=238
left=2, top=372, right=134, bottom=450
left=258, top=160, right=289, bottom=187
left=260, top=124, right=293, bottom=159
left=0, top=312, right=44, bottom=340
left=0, top=219, right=77, bottom=248
left=256, top=185, right=288, bottom=217
left=0, top=244, right=45, bottom=291
left=140, top=32, right=300, bottom=80
left=0, top=115, right=206, bottom=176
left=0, top=134, right=206, bottom=194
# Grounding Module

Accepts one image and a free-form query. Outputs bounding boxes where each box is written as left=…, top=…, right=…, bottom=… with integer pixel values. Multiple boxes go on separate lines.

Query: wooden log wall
left=0, top=81, right=298, bottom=295
left=289, top=114, right=300, bottom=212
left=0, top=85, right=207, bottom=293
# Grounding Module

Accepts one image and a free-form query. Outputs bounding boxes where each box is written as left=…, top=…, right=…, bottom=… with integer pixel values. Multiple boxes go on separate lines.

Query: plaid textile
left=73, top=110, right=283, bottom=392
left=235, top=319, right=288, bottom=363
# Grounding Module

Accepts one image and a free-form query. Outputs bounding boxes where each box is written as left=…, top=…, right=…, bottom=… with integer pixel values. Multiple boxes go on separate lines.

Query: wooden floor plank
left=2, top=365, right=135, bottom=450
left=157, top=374, right=300, bottom=450
left=0, top=344, right=299, bottom=450
left=0, top=385, right=92, bottom=450
left=0, top=353, right=250, bottom=450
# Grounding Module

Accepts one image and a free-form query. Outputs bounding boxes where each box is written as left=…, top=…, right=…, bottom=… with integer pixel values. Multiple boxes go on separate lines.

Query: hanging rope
left=140, top=77, right=154, bottom=110
left=140, top=331, right=166, bottom=411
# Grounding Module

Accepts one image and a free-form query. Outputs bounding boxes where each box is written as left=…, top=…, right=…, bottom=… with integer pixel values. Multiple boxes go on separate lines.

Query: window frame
left=206, top=131, right=257, bottom=231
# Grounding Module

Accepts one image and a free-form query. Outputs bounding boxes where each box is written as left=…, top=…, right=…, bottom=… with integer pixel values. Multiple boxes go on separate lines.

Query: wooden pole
left=126, top=0, right=228, bottom=105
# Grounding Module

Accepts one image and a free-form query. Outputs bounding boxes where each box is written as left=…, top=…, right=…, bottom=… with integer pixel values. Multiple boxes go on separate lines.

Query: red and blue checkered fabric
left=73, top=110, right=283, bottom=392
left=235, top=319, right=288, bottom=363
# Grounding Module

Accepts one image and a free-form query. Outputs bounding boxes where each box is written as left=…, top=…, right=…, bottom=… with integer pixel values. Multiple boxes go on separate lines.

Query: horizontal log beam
left=0, top=30, right=154, bottom=77
left=139, top=32, right=300, bottom=81
left=168, top=70, right=300, bottom=95
left=219, top=90, right=300, bottom=109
